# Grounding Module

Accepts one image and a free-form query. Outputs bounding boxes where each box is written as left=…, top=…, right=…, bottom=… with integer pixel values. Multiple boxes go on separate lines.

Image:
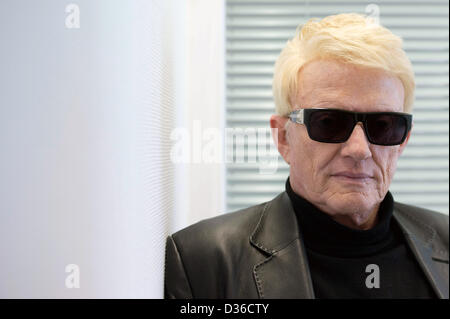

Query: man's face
left=271, top=59, right=410, bottom=229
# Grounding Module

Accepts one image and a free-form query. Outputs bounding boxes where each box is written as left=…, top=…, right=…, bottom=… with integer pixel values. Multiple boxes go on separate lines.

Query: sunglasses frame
left=288, top=108, right=413, bottom=146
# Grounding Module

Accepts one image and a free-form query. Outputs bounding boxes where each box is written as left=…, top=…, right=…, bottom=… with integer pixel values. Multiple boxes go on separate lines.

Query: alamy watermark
left=65, top=3, right=80, bottom=29
left=365, top=264, right=380, bottom=289
left=170, top=121, right=280, bottom=174
left=365, top=4, right=381, bottom=25
left=65, top=264, right=80, bottom=288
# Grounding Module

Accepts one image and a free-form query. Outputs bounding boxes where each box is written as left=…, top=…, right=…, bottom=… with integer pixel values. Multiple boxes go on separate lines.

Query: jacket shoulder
left=171, top=201, right=267, bottom=251
left=165, top=201, right=269, bottom=298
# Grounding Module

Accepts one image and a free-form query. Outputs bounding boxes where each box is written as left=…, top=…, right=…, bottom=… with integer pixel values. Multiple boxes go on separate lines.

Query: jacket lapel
left=393, top=207, right=449, bottom=299
left=249, top=192, right=315, bottom=298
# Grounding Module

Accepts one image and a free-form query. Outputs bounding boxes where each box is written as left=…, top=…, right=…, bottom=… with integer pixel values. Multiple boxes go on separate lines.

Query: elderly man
left=164, top=13, right=449, bottom=299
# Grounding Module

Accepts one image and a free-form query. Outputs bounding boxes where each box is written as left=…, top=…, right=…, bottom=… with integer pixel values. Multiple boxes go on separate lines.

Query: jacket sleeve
left=164, top=235, right=194, bottom=299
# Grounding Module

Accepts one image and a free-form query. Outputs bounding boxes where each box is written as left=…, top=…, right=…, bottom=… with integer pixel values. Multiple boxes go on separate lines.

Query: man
left=165, top=13, right=449, bottom=298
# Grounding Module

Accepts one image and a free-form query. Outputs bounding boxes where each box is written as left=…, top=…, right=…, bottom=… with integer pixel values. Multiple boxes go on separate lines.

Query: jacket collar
left=249, top=192, right=315, bottom=298
left=249, top=191, right=448, bottom=299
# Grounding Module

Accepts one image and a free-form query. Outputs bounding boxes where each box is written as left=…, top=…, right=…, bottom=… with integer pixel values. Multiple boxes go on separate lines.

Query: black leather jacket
left=164, top=192, right=449, bottom=298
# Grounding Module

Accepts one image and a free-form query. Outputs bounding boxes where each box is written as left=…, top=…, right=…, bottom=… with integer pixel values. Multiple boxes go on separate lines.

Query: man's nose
left=341, top=123, right=372, bottom=161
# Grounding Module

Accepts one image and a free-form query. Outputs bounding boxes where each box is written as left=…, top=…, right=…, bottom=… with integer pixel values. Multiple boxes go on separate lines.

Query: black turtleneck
left=286, top=177, right=436, bottom=299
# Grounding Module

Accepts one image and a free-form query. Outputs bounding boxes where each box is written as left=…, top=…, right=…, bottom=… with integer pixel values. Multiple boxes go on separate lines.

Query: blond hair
left=272, top=13, right=415, bottom=115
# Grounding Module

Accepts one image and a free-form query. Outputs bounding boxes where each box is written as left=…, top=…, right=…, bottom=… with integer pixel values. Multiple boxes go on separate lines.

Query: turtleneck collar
left=285, top=177, right=398, bottom=258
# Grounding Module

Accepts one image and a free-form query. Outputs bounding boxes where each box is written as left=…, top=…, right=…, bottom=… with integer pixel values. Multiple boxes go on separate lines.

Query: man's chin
left=325, top=192, right=378, bottom=216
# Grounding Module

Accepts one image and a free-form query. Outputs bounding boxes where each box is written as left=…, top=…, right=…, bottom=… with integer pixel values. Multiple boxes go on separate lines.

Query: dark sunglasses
left=289, top=108, right=412, bottom=146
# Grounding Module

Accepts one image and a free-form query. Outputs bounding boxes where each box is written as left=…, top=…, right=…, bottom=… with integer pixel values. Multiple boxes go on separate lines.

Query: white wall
left=177, top=0, right=226, bottom=229
left=0, top=0, right=221, bottom=298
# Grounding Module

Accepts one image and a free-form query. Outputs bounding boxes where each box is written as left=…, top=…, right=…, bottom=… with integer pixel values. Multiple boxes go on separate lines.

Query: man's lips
left=331, top=172, right=373, bottom=181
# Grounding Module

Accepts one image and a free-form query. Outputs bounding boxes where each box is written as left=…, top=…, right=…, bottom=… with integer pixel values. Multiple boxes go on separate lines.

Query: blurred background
left=0, top=0, right=447, bottom=298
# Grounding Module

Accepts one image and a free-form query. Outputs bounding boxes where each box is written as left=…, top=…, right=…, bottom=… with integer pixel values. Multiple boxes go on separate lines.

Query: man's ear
left=270, top=114, right=291, bottom=164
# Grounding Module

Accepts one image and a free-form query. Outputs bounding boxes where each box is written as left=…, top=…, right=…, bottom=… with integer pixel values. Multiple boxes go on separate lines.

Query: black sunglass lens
left=366, top=114, right=406, bottom=145
left=309, top=111, right=354, bottom=142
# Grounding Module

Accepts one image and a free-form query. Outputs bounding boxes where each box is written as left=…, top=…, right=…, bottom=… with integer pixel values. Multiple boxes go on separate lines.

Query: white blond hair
left=272, top=13, right=415, bottom=115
